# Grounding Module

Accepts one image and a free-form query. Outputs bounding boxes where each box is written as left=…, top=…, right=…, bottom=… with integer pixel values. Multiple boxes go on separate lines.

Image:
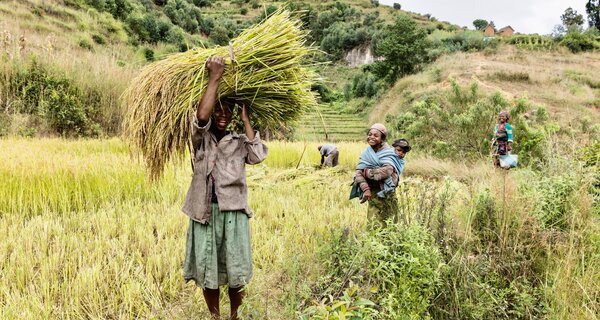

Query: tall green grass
left=0, top=138, right=598, bottom=319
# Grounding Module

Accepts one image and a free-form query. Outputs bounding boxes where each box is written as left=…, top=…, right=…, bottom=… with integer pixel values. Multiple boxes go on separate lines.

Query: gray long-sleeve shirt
left=182, top=117, right=268, bottom=224
left=319, top=144, right=337, bottom=156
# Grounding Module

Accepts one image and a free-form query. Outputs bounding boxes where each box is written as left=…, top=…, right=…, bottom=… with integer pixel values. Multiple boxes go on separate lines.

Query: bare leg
left=203, top=288, right=220, bottom=319
left=228, top=286, right=245, bottom=320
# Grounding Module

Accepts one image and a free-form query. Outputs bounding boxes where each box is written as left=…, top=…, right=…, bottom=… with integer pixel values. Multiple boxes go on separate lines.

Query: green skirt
left=183, top=203, right=253, bottom=289
left=367, top=191, right=398, bottom=227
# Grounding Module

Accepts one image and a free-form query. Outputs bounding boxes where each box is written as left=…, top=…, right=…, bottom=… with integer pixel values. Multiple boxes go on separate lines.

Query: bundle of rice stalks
left=123, top=10, right=319, bottom=179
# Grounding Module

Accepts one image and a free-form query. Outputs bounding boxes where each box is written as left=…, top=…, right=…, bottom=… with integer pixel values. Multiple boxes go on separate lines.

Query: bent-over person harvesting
left=181, top=56, right=268, bottom=319
left=318, top=143, right=339, bottom=167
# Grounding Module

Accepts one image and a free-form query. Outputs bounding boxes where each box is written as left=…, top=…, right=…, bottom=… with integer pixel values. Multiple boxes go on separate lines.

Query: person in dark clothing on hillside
left=492, top=111, right=513, bottom=168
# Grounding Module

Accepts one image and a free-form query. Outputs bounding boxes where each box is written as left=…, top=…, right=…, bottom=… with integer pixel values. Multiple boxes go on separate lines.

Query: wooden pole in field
left=296, top=142, right=307, bottom=169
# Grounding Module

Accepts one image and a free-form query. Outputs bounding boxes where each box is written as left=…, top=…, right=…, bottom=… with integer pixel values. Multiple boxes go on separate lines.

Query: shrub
left=366, top=223, right=443, bottom=318
left=372, top=15, right=430, bottom=83
left=532, top=175, right=578, bottom=230
left=506, top=34, right=556, bottom=51
left=0, top=113, right=9, bottom=137
left=560, top=30, right=600, bottom=53
left=303, top=223, right=443, bottom=319
left=320, top=22, right=371, bottom=60
left=240, top=7, right=248, bottom=15
left=11, top=60, right=103, bottom=136
left=91, top=34, right=106, bottom=45
left=386, top=81, right=549, bottom=165
left=428, top=29, right=494, bottom=54
left=163, top=0, right=205, bottom=34
left=125, top=12, right=172, bottom=44
left=348, top=72, right=380, bottom=99
left=143, top=47, right=155, bottom=61
left=208, top=24, right=230, bottom=46
left=78, top=38, right=93, bottom=50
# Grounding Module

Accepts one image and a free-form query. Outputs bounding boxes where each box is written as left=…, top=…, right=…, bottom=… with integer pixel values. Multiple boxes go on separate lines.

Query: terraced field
left=294, top=105, right=367, bottom=141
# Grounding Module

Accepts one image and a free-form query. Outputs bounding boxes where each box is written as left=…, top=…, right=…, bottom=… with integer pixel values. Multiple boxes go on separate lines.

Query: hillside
left=0, top=0, right=457, bottom=138
left=370, top=45, right=600, bottom=126
left=0, top=0, right=598, bottom=143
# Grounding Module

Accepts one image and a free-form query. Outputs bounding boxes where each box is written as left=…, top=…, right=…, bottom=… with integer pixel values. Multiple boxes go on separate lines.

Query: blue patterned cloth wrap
left=355, top=146, right=405, bottom=198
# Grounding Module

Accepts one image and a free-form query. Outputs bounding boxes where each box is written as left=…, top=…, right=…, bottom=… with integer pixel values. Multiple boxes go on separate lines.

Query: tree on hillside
left=393, top=3, right=401, bottom=10
left=587, top=0, right=600, bottom=30
left=561, top=7, right=584, bottom=29
left=473, top=19, right=488, bottom=30
left=372, top=15, right=429, bottom=84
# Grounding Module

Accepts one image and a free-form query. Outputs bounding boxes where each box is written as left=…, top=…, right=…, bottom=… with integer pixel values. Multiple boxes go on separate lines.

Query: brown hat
left=369, top=123, right=387, bottom=136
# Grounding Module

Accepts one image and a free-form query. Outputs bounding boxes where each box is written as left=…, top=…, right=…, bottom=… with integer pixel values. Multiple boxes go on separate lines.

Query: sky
left=379, top=0, right=590, bottom=35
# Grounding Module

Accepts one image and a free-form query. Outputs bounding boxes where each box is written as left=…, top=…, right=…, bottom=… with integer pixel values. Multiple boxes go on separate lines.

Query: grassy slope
left=370, top=45, right=600, bottom=128
left=16, top=0, right=598, bottom=133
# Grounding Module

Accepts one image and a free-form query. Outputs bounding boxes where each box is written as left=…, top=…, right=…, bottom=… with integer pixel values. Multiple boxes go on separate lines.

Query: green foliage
left=78, top=38, right=93, bottom=50
left=393, top=3, right=401, bottom=10
left=561, top=7, right=584, bottom=28
left=579, top=143, right=600, bottom=214
left=473, top=19, right=488, bottom=30
left=208, top=24, right=230, bottom=46
left=163, top=0, right=205, bottom=34
left=386, top=81, right=549, bottom=165
left=367, top=223, right=442, bottom=318
left=190, top=0, right=212, bottom=7
left=9, top=59, right=103, bottom=137
left=320, top=22, right=371, bottom=60
left=83, top=0, right=133, bottom=20
left=505, top=34, right=556, bottom=51
left=565, top=70, right=600, bottom=89
left=531, top=174, right=578, bottom=230
left=430, top=183, right=553, bottom=319
left=300, top=286, right=379, bottom=320
left=432, top=257, right=547, bottom=319
left=91, top=33, right=106, bottom=45
left=304, top=223, right=443, bottom=319
left=255, top=4, right=279, bottom=23
left=143, top=47, right=155, bottom=61
left=560, top=29, right=600, bottom=53
left=0, top=113, right=9, bottom=137
left=471, top=189, right=498, bottom=243
left=312, top=83, right=342, bottom=104
left=428, top=30, right=496, bottom=58
left=125, top=12, right=171, bottom=43
left=347, top=72, right=380, bottom=99
left=372, top=15, right=430, bottom=83
left=586, top=0, right=600, bottom=30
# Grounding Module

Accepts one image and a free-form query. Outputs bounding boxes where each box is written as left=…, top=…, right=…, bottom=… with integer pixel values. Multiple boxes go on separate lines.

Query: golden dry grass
left=1, top=138, right=598, bottom=319
left=370, top=45, right=600, bottom=126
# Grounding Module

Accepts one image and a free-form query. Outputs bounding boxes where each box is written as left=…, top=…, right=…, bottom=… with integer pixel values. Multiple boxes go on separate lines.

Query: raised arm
left=241, top=104, right=254, bottom=141
left=196, top=57, right=225, bottom=125
left=241, top=104, right=268, bottom=164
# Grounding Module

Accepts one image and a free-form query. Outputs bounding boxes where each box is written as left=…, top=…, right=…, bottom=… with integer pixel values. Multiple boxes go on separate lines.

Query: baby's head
left=392, top=139, right=411, bottom=159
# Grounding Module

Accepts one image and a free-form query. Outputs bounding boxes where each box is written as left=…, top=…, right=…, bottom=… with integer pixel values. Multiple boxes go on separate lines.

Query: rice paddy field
left=0, top=138, right=367, bottom=319
left=1, top=138, right=598, bottom=319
